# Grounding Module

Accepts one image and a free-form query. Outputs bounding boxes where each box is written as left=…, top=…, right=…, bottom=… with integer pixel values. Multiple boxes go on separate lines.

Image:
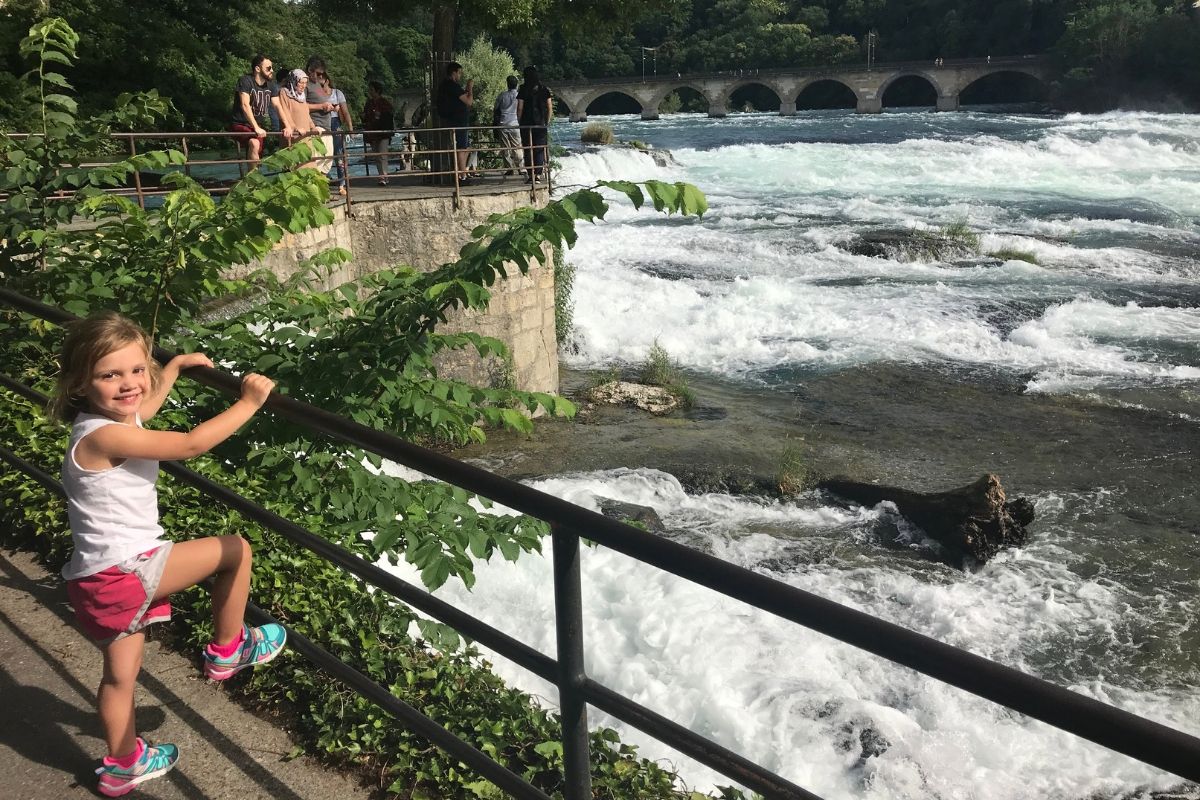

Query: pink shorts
left=66, top=544, right=173, bottom=644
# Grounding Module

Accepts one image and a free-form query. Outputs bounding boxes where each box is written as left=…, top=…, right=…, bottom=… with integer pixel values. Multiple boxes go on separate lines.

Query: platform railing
left=1, top=286, right=1198, bottom=799
left=4, top=125, right=551, bottom=212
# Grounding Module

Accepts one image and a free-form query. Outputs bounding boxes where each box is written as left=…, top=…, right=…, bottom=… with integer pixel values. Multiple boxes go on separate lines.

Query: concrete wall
left=246, top=189, right=558, bottom=395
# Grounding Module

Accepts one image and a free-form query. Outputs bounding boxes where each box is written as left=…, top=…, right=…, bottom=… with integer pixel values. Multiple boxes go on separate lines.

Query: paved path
left=0, top=546, right=376, bottom=799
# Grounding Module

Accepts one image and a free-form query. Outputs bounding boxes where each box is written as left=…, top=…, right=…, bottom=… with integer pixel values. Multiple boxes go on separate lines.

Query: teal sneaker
left=203, top=622, right=287, bottom=681
left=95, top=738, right=179, bottom=797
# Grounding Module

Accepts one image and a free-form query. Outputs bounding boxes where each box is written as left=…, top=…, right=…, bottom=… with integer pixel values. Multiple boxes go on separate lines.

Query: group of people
left=229, top=54, right=355, bottom=193
left=229, top=53, right=556, bottom=191
left=437, top=61, right=554, bottom=185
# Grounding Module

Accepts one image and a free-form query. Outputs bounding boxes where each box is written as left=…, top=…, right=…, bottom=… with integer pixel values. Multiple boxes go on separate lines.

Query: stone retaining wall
left=248, top=189, right=558, bottom=394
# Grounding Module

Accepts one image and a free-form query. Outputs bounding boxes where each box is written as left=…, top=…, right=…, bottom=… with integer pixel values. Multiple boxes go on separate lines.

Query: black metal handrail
left=1, top=286, right=1198, bottom=799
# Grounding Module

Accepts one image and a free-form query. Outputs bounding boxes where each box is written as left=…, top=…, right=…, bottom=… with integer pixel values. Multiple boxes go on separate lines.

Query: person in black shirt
left=229, top=54, right=288, bottom=166
left=517, top=66, right=553, bottom=182
left=436, top=61, right=474, bottom=183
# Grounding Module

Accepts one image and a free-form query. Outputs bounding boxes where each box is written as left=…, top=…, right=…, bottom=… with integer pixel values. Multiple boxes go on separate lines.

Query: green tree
left=456, top=34, right=516, bottom=125
left=1055, top=0, right=1160, bottom=76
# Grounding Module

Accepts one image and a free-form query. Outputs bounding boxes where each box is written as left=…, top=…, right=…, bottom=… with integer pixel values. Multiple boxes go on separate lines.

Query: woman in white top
left=325, top=75, right=354, bottom=195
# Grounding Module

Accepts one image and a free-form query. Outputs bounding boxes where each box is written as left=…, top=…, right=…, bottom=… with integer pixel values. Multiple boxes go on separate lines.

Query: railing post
left=339, top=130, right=352, bottom=214
left=451, top=127, right=461, bottom=203
left=127, top=136, right=145, bottom=210
left=551, top=523, right=592, bottom=800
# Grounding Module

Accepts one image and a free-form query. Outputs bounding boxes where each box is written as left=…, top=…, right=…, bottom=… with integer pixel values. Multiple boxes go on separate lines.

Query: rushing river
left=386, top=110, right=1200, bottom=799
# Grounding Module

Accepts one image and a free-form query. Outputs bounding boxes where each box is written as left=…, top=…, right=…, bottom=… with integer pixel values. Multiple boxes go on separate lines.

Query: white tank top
left=61, top=413, right=166, bottom=580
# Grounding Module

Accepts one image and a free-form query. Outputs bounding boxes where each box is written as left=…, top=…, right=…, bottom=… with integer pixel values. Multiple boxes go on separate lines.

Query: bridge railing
left=4, top=124, right=551, bottom=213
left=554, top=54, right=1048, bottom=89
left=0, top=286, right=1198, bottom=800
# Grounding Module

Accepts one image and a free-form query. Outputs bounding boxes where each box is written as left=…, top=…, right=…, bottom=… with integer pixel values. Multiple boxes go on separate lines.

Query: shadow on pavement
left=1, top=550, right=310, bottom=800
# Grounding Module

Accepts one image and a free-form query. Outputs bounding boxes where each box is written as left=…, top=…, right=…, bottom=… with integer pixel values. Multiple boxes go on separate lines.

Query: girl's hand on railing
left=240, top=373, right=276, bottom=408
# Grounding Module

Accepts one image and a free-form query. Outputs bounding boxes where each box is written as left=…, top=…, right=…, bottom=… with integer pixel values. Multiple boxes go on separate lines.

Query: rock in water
left=588, top=380, right=679, bottom=415
left=818, top=473, right=1033, bottom=565
left=594, top=497, right=666, bottom=533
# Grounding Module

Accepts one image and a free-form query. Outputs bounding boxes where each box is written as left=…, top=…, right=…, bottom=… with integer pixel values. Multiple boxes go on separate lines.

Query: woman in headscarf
left=276, top=69, right=322, bottom=170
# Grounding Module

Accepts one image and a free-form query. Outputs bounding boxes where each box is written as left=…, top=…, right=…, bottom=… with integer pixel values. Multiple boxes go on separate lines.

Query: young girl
left=49, top=311, right=287, bottom=797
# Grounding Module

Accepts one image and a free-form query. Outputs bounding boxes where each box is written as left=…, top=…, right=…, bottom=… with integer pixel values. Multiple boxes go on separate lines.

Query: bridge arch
left=578, top=89, right=643, bottom=117
left=647, top=83, right=714, bottom=115
left=878, top=71, right=942, bottom=110
left=794, top=78, right=860, bottom=111
left=959, top=70, right=1049, bottom=106
left=722, top=80, right=786, bottom=113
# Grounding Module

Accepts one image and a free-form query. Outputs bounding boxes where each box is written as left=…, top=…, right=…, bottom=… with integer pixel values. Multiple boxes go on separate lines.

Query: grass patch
left=639, top=341, right=694, bottom=408
left=587, top=366, right=622, bottom=390
left=940, top=220, right=980, bottom=250
left=776, top=439, right=813, bottom=495
left=898, top=221, right=981, bottom=261
left=987, top=248, right=1040, bottom=265
left=581, top=122, right=615, bottom=145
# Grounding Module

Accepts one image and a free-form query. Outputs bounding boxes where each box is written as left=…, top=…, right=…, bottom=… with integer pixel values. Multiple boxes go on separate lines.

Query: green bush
left=581, top=122, right=615, bottom=144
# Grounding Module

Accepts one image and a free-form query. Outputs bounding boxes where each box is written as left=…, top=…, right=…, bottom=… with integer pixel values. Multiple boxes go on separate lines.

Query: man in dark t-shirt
left=517, top=66, right=553, bottom=182
left=436, top=61, right=474, bottom=182
left=229, top=54, right=286, bottom=166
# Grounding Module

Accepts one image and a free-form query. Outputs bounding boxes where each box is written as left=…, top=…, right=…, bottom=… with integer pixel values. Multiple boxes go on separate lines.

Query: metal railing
left=1, top=286, right=1198, bottom=799
left=5, top=124, right=552, bottom=213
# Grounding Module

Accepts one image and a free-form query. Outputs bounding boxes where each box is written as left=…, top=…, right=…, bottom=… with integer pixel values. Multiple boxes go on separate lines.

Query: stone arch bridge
left=555, top=56, right=1051, bottom=120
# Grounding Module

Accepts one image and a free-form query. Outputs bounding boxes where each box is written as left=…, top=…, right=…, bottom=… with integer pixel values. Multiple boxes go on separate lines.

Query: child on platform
left=49, top=311, right=287, bottom=797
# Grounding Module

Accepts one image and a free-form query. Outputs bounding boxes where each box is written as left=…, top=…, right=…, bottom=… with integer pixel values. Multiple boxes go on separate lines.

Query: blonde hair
left=48, top=312, right=161, bottom=423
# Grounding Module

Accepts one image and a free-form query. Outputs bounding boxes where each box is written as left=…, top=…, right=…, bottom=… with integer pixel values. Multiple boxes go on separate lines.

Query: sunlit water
left=382, top=110, right=1200, bottom=799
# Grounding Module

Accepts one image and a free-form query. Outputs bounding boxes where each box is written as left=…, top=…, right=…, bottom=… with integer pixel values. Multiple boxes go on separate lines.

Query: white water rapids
left=379, top=110, right=1200, bottom=799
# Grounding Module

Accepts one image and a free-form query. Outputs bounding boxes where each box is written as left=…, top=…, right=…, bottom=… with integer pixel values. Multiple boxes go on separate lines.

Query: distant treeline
left=2, top=0, right=1198, bottom=130
left=495, top=0, right=1200, bottom=111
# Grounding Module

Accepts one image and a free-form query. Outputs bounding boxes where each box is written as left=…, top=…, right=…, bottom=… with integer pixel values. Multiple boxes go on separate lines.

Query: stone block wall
left=229, top=204, right=357, bottom=287
left=249, top=189, right=558, bottom=394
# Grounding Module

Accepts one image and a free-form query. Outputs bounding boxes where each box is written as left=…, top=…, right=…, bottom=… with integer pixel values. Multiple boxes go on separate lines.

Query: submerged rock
left=672, top=464, right=781, bottom=498
left=819, top=473, right=1034, bottom=566
left=588, top=380, right=680, bottom=415
left=845, top=227, right=979, bottom=262
left=594, top=497, right=666, bottom=533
